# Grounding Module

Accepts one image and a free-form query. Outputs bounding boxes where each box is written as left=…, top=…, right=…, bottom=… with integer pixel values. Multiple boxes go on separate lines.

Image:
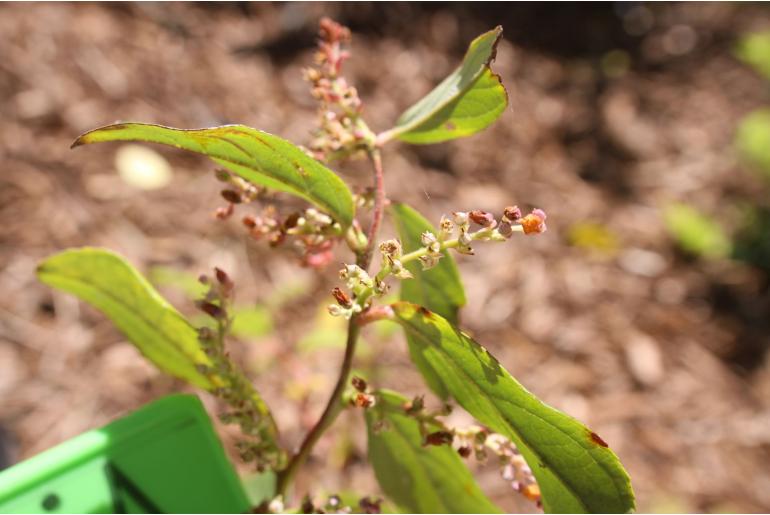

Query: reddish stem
left=360, top=148, right=386, bottom=270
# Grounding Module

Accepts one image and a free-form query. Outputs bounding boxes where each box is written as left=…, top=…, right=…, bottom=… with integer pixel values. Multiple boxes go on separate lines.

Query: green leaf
left=663, top=203, right=731, bottom=259
left=390, top=302, right=635, bottom=514
left=735, top=30, right=770, bottom=82
left=37, top=247, right=214, bottom=389
left=241, top=471, right=277, bottom=507
left=385, top=27, right=507, bottom=144
left=366, top=389, right=502, bottom=514
left=390, top=203, right=466, bottom=399
left=72, top=123, right=355, bottom=228
left=736, top=108, right=770, bottom=179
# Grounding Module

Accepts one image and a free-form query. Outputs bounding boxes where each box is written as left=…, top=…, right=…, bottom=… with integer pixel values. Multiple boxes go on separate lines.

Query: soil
left=2, top=3, right=770, bottom=513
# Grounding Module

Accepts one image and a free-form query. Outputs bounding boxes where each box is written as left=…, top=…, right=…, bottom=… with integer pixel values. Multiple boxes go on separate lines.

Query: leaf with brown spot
left=72, top=123, right=355, bottom=228
left=390, top=302, right=635, bottom=513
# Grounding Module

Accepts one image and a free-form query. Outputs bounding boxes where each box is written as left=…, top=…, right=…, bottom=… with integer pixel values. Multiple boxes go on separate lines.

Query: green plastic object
left=0, top=394, right=250, bottom=514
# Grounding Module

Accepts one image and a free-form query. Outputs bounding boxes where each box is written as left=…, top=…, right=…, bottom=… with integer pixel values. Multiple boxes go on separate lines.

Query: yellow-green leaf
left=385, top=27, right=507, bottom=144
left=366, top=389, right=501, bottom=514
left=37, top=247, right=214, bottom=389
left=390, top=202, right=465, bottom=399
left=390, top=302, right=635, bottom=514
left=72, top=123, right=355, bottom=228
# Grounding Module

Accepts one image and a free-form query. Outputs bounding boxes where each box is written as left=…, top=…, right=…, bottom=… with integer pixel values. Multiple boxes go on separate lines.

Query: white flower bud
left=419, top=254, right=442, bottom=270
left=453, top=211, right=469, bottom=226
left=328, top=304, right=346, bottom=317
left=459, top=230, right=473, bottom=246
left=421, top=231, right=438, bottom=247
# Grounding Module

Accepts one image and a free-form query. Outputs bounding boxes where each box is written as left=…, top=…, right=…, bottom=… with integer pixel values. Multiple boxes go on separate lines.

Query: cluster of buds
left=195, top=267, right=234, bottom=324
left=454, top=426, right=541, bottom=507
left=349, top=376, right=376, bottom=409
left=449, top=206, right=547, bottom=256
left=242, top=206, right=342, bottom=269
left=418, top=230, right=443, bottom=270
left=212, top=168, right=266, bottom=220
left=304, top=18, right=373, bottom=162
left=327, top=264, right=373, bottom=318
left=195, top=268, right=286, bottom=470
left=379, top=239, right=413, bottom=279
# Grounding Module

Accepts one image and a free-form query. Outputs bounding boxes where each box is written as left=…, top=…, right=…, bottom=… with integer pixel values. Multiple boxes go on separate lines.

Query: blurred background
left=2, top=2, right=770, bottom=512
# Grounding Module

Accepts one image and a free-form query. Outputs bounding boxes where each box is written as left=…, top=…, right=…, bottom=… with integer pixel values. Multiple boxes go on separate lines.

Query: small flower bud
left=352, top=392, right=375, bottom=408
left=379, top=239, right=402, bottom=258
left=469, top=210, right=496, bottom=228
left=419, top=254, right=441, bottom=270
left=358, top=497, right=382, bottom=515
left=503, top=205, right=522, bottom=222
left=351, top=376, right=367, bottom=392
left=458, top=230, right=473, bottom=246
left=498, top=221, right=514, bottom=239
left=453, top=211, right=469, bottom=226
left=215, top=204, right=234, bottom=220
left=221, top=189, right=242, bottom=204
left=283, top=212, right=301, bottom=230
left=332, top=287, right=352, bottom=308
left=458, top=445, right=472, bottom=458
left=520, top=208, right=547, bottom=235
left=424, top=431, right=454, bottom=447
left=439, top=215, right=454, bottom=237
left=214, top=267, right=234, bottom=290
left=198, top=274, right=209, bottom=284
left=242, top=215, right=257, bottom=228
left=420, top=231, right=438, bottom=247
left=327, top=304, right=347, bottom=317
left=404, top=395, right=424, bottom=415
left=197, top=300, right=225, bottom=319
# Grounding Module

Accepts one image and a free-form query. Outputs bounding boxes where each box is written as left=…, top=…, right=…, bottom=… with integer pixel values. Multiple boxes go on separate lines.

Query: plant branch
left=277, top=144, right=386, bottom=499
left=360, top=148, right=386, bottom=270
left=276, top=318, right=360, bottom=496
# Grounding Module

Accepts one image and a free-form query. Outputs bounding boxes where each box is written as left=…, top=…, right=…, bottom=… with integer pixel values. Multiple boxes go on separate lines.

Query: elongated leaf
left=390, top=302, right=635, bottom=514
left=385, top=27, right=507, bottom=144
left=366, top=389, right=501, bottom=514
left=390, top=203, right=465, bottom=399
left=38, top=248, right=214, bottom=388
left=72, top=123, right=355, bottom=228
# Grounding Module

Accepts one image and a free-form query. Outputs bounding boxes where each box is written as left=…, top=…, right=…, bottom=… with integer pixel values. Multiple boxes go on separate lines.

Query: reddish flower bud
left=358, top=497, right=382, bottom=515
left=214, top=267, right=234, bottom=292
left=332, top=287, right=352, bottom=308
left=469, top=210, right=496, bottom=227
left=215, top=204, right=234, bottom=220
left=284, top=212, right=301, bottom=230
left=503, top=206, right=522, bottom=222
left=458, top=445, right=472, bottom=458
left=424, top=431, right=454, bottom=447
left=242, top=215, right=257, bottom=228
left=220, top=189, right=242, bottom=204
left=197, top=300, right=225, bottom=319
left=351, top=376, right=367, bottom=392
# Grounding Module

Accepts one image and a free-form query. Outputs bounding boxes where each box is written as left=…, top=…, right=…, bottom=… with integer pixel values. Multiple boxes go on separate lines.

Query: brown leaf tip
left=589, top=430, right=609, bottom=448
left=417, top=306, right=434, bottom=318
